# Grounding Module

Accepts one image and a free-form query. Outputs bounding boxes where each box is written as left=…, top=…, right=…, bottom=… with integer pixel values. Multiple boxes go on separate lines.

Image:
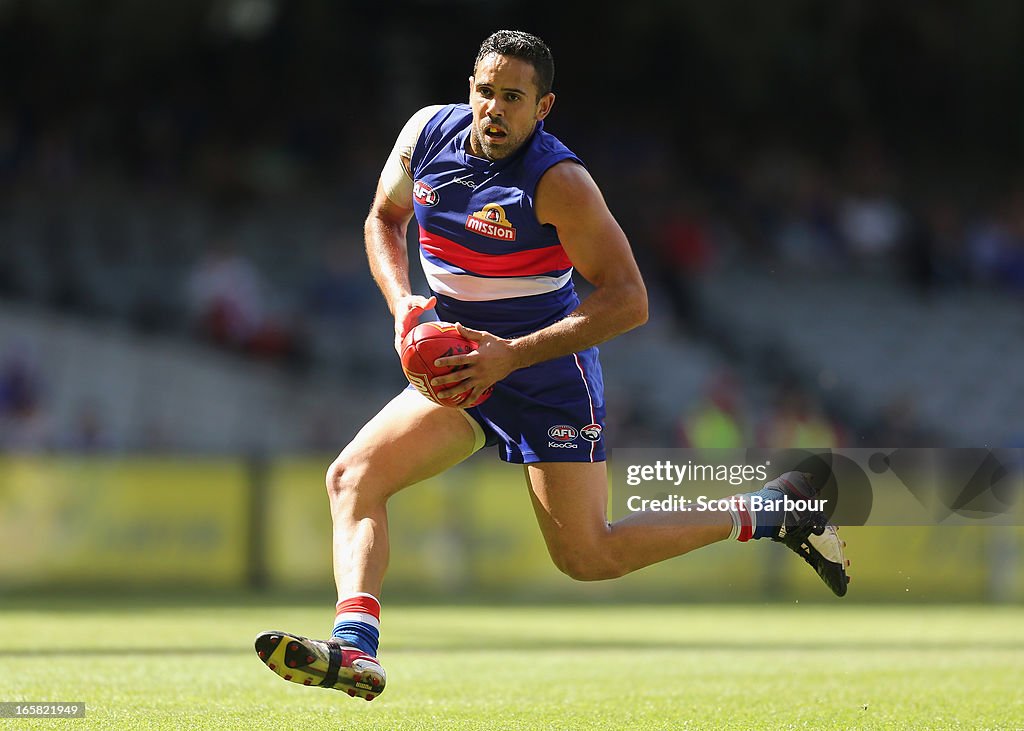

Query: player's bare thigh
left=525, top=460, right=731, bottom=581
left=329, top=389, right=481, bottom=502
left=523, top=461, right=614, bottom=575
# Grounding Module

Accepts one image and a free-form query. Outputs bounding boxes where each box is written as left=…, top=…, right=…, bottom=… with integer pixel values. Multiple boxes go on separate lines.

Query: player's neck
left=465, top=133, right=492, bottom=162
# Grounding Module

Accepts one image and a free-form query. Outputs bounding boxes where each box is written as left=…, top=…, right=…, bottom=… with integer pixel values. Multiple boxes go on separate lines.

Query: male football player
left=255, top=30, right=849, bottom=701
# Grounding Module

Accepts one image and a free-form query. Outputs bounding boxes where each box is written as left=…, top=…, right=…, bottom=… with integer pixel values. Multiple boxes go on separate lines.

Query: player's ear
left=468, top=75, right=475, bottom=99
left=536, top=92, right=555, bottom=121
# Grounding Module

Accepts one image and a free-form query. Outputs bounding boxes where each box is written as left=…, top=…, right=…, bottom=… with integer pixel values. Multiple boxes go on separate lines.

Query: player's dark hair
left=474, top=30, right=554, bottom=98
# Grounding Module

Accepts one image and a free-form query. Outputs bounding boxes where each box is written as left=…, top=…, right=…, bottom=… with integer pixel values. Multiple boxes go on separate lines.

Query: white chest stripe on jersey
left=420, top=251, right=573, bottom=301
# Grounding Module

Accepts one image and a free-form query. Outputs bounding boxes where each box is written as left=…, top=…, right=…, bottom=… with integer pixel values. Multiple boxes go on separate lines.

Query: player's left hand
left=393, top=294, right=437, bottom=354
left=430, top=323, right=518, bottom=405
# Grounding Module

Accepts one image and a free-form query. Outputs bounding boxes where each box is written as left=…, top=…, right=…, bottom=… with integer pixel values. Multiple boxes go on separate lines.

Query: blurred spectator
left=758, top=384, right=843, bottom=449
left=838, top=190, right=907, bottom=269
left=59, top=399, right=113, bottom=452
left=304, top=240, right=376, bottom=325
left=651, top=192, right=714, bottom=332
left=966, top=191, right=1024, bottom=292
left=0, top=350, right=41, bottom=416
left=185, top=233, right=298, bottom=359
left=997, top=190, right=1024, bottom=293
left=604, top=393, right=661, bottom=449
left=186, top=234, right=267, bottom=346
left=870, top=396, right=928, bottom=447
left=837, top=143, right=907, bottom=269
left=678, top=371, right=748, bottom=448
left=0, top=347, right=51, bottom=451
left=965, top=201, right=1012, bottom=285
left=908, top=198, right=968, bottom=294
left=773, top=166, right=844, bottom=271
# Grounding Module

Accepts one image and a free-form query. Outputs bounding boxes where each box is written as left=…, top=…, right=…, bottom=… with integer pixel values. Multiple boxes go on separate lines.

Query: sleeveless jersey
left=409, top=104, right=583, bottom=338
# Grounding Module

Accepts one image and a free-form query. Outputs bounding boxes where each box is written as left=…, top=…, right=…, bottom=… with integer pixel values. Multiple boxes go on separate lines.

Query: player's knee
left=552, top=550, right=627, bottom=582
left=325, top=454, right=367, bottom=507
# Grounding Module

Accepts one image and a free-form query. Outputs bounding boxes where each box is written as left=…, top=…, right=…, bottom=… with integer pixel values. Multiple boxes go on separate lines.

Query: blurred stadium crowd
left=2, top=1, right=1023, bottom=452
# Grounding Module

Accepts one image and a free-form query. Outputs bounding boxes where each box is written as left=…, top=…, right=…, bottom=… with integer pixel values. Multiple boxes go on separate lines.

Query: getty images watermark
left=610, top=448, right=1024, bottom=525
left=624, top=460, right=827, bottom=514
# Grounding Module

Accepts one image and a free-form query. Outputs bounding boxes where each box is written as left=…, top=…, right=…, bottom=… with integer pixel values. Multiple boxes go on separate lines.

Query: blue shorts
left=463, top=346, right=606, bottom=464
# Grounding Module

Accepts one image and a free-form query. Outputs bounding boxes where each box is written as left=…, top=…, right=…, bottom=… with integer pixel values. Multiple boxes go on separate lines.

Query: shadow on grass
left=2, top=638, right=1021, bottom=657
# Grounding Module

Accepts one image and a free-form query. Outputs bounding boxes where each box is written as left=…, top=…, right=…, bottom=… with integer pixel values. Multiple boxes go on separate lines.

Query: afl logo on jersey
left=466, top=203, right=517, bottom=241
left=414, top=180, right=438, bottom=207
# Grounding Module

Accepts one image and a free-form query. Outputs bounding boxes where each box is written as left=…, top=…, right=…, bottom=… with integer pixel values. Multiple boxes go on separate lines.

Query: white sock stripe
left=727, top=495, right=752, bottom=541
left=333, top=611, right=381, bottom=630
left=738, top=494, right=758, bottom=536
left=727, top=508, right=740, bottom=541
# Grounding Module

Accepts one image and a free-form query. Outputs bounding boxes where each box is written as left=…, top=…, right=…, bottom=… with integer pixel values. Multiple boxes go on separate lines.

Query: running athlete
left=255, top=30, right=849, bottom=701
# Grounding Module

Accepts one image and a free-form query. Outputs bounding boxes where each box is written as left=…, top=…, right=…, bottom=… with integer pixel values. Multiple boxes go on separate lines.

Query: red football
left=400, top=321, right=493, bottom=408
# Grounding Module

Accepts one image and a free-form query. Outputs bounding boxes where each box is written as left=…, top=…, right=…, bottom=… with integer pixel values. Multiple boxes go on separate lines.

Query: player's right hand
left=393, top=294, right=437, bottom=354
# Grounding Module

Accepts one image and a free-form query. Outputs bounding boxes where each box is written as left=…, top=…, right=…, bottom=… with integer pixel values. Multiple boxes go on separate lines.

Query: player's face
left=468, top=53, right=554, bottom=161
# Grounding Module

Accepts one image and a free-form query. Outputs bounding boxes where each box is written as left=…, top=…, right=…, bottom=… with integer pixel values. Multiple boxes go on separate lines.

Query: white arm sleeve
left=380, top=105, right=446, bottom=206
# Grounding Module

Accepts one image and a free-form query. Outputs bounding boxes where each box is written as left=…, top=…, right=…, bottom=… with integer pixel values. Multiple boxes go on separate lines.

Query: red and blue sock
left=331, top=593, right=381, bottom=657
left=728, top=485, right=787, bottom=541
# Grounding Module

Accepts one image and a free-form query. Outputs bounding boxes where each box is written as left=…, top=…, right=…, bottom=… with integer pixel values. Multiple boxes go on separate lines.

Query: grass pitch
left=0, top=599, right=1021, bottom=730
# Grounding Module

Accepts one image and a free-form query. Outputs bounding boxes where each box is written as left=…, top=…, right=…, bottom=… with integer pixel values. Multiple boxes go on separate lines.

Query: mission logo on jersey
left=465, top=203, right=517, bottom=241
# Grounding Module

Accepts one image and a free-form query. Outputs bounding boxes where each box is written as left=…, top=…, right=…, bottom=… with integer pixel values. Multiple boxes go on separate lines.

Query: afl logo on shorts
left=547, top=425, right=578, bottom=442
left=414, top=180, right=438, bottom=207
left=580, top=424, right=603, bottom=442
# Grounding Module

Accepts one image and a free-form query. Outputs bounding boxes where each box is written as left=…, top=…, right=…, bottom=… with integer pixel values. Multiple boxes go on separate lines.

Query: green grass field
left=1, top=600, right=1021, bottom=730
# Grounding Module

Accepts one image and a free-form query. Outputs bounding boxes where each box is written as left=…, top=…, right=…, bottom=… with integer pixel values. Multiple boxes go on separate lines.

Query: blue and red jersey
left=407, top=103, right=606, bottom=464
left=409, top=104, right=583, bottom=338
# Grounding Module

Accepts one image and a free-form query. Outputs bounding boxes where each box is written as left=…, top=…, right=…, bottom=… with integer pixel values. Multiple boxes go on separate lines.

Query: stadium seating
left=7, top=193, right=1019, bottom=450
left=695, top=269, right=1024, bottom=446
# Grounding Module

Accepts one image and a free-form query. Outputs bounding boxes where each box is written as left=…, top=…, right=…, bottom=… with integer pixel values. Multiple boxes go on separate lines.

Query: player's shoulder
left=407, top=104, right=470, bottom=173
left=535, top=159, right=601, bottom=225
left=516, top=122, right=585, bottom=197
left=406, top=104, right=449, bottom=128
left=411, top=103, right=468, bottom=124
left=538, top=156, right=590, bottom=182
left=399, top=104, right=459, bottom=144
left=536, top=158, right=595, bottom=196
left=531, top=123, right=576, bottom=157
left=417, top=103, right=471, bottom=136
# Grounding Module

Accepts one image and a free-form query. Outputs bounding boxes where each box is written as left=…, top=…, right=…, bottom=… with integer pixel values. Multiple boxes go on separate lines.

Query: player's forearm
left=508, top=279, right=648, bottom=369
left=364, top=213, right=412, bottom=314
